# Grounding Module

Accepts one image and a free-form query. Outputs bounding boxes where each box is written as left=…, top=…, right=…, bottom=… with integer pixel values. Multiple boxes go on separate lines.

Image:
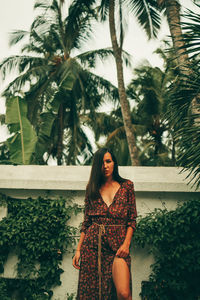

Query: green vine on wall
left=134, top=198, right=200, bottom=300
left=0, top=193, right=81, bottom=299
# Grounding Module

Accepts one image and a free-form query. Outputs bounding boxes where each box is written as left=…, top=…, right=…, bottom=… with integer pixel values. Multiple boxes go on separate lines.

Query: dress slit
left=111, top=256, right=132, bottom=294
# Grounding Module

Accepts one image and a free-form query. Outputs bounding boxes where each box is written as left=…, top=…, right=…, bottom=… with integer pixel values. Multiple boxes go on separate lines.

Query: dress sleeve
left=127, top=181, right=137, bottom=231
left=80, top=194, right=92, bottom=234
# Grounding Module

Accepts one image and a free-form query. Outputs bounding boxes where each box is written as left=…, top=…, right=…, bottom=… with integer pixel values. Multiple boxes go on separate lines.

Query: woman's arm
left=116, top=227, right=133, bottom=257
left=123, top=226, right=134, bottom=247
left=116, top=181, right=137, bottom=258
left=76, top=231, right=86, bottom=251
left=127, top=181, right=137, bottom=231
left=72, top=194, right=91, bottom=269
left=72, top=232, right=86, bottom=269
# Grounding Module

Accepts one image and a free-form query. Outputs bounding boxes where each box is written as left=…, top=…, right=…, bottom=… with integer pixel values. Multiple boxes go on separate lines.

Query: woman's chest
left=89, top=187, right=129, bottom=218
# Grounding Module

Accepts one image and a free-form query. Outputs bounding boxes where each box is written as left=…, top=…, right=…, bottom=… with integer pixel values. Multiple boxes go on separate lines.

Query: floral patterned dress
left=77, top=180, right=137, bottom=300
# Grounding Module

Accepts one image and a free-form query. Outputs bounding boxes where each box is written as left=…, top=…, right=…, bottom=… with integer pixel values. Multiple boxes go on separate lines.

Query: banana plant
left=5, top=96, right=37, bottom=164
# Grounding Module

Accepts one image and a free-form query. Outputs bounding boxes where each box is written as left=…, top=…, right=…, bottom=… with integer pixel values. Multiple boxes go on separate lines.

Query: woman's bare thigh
left=112, top=257, right=132, bottom=300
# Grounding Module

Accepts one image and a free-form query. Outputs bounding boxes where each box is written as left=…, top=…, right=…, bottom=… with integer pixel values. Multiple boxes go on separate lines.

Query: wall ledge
left=0, top=165, right=199, bottom=193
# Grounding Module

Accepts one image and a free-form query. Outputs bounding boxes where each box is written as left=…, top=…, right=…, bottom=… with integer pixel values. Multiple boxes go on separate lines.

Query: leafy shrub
left=134, top=199, right=200, bottom=300
left=0, top=194, right=81, bottom=299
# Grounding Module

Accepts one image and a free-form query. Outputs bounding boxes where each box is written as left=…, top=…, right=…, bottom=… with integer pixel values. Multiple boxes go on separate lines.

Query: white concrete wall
left=0, top=166, right=199, bottom=300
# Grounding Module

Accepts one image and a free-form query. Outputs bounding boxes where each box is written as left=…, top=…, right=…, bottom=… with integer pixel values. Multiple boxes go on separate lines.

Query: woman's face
left=102, top=152, right=114, bottom=179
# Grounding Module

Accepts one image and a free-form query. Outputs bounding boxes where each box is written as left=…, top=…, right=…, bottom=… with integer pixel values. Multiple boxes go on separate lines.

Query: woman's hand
left=72, top=250, right=81, bottom=269
left=116, top=242, right=130, bottom=258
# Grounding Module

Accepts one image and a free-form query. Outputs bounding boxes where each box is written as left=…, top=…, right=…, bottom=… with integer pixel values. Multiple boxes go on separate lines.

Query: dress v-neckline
left=99, top=183, right=122, bottom=208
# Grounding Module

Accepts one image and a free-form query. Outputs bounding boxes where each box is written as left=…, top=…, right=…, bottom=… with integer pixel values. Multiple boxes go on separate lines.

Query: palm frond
left=9, top=30, right=29, bottom=47
left=97, top=0, right=110, bottom=22
left=21, top=43, right=46, bottom=55
left=76, top=48, right=114, bottom=68
left=34, top=0, right=52, bottom=10
left=31, top=15, right=49, bottom=32
left=2, top=63, right=53, bottom=96
left=0, top=55, right=45, bottom=80
left=175, top=123, right=200, bottom=189
left=106, top=126, right=125, bottom=143
left=76, top=47, right=132, bottom=68
left=128, top=0, right=161, bottom=39
left=0, top=56, right=24, bottom=80
left=168, top=68, right=200, bottom=188
left=66, top=0, right=96, bottom=50
left=83, top=71, right=119, bottom=104
left=180, top=7, right=200, bottom=59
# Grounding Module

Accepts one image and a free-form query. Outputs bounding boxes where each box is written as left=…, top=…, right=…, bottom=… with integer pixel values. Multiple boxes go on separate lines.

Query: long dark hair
left=86, top=148, right=126, bottom=201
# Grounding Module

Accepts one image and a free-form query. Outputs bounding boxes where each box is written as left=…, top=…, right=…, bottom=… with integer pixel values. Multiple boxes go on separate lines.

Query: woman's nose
left=103, top=162, right=107, bottom=168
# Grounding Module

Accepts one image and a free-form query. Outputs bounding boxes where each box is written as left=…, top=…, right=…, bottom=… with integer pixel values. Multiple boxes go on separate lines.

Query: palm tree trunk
left=164, top=0, right=200, bottom=123
left=57, top=103, right=64, bottom=165
left=165, top=0, right=189, bottom=74
left=171, top=134, right=176, bottom=166
left=109, top=0, right=139, bottom=165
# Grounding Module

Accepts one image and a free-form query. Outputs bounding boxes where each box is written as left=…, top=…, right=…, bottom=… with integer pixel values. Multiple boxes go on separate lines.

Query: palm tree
left=90, top=108, right=132, bottom=165
left=92, top=47, right=178, bottom=166
left=127, top=60, right=176, bottom=166
left=167, top=6, right=200, bottom=188
left=158, top=0, right=200, bottom=123
left=0, top=0, right=121, bottom=165
left=151, top=1, right=200, bottom=187
left=68, top=0, right=161, bottom=165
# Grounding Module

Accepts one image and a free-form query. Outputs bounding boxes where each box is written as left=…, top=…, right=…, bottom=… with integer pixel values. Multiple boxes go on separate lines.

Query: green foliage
left=5, top=96, right=37, bottom=164
left=125, top=56, right=177, bottom=166
left=0, top=193, right=81, bottom=299
left=0, top=278, right=10, bottom=300
left=166, top=5, right=200, bottom=189
left=66, top=293, right=76, bottom=300
left=0, top=143, right=11, bottom=165
left=134, top=199, right=200, bottom=300
left=167, top=70, right=200, bottom=189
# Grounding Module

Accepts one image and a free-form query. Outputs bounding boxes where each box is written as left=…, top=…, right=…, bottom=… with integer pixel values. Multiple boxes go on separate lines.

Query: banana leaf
left=5, top=96, right=37, bottom=164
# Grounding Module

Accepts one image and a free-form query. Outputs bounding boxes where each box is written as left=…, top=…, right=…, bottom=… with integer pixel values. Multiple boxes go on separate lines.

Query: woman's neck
left=103, top=176, right=115, bottom=185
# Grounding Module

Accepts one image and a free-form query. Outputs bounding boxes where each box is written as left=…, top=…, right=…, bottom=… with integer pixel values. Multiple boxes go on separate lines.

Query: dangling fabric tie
left=98, top=224, right=105, bottom=300
left=94, top=223, right=126, bottom=300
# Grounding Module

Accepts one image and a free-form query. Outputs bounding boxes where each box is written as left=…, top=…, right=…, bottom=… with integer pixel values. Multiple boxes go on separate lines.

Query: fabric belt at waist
left=93, top=223, right=126, bottom=300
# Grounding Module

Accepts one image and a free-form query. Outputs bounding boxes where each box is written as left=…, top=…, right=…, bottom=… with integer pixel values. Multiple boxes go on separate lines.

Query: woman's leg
left=112, top=257, right=132, bottom=300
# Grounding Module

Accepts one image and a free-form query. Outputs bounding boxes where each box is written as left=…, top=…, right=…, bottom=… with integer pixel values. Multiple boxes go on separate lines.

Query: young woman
left=72, top=148, right=137, bottom=300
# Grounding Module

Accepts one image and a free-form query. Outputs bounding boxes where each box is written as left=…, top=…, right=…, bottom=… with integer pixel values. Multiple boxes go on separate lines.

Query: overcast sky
left=0, top=0, right=198, bottom=141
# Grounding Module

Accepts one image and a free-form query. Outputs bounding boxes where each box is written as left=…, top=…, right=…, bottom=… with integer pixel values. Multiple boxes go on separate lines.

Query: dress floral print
left=77, top=180, right=137, bottom=300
